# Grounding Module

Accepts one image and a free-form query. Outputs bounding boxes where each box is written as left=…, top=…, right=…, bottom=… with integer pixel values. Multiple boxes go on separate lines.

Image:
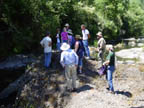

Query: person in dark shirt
left=74, top=35, right=84, bottom=74
left=103, top=45, right=115, bottom=94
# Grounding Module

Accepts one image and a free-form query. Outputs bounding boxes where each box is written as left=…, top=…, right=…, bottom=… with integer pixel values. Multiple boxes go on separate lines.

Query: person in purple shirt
left=61, top=27, right=68, bottom=43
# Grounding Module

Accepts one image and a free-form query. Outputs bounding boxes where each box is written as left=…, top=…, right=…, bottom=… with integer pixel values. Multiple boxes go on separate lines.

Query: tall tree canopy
left=0, top=0, right=144, bottom=58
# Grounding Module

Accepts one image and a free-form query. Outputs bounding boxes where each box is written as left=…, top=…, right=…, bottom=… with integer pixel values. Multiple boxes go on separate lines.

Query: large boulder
left=116, top=48, right=144, bottom=64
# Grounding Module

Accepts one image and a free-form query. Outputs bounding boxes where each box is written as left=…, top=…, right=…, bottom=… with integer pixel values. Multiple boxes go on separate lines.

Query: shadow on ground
left=76, top=85, right=93, bottom=93
left=131, top=106, right=144, bottom=108
left=115, top=91, right=132, bottom=98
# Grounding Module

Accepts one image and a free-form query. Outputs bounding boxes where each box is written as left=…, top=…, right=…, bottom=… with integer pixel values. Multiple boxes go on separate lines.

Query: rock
left=116, top=48, right=144, bottom=59
left=128, top=41, right=136, bottom=47
left=0, top=54, right=36, bottom=70
left=89, top=46, right=97, bottom=58
left=137, top=43, right=144, bottom=47
left=114, top=43, right=124, bottom=49
left=137, top=38, right=144, bottom=43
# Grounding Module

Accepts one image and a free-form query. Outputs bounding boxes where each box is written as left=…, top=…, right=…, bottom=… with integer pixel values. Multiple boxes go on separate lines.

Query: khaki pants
left=98, top=50, right=105, bottom=68
left=65, top=65, right=77, bottom=90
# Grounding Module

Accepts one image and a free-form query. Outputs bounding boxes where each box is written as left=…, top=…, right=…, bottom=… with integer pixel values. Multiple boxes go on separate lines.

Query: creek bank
left=0, top=54, right=36, bottom=107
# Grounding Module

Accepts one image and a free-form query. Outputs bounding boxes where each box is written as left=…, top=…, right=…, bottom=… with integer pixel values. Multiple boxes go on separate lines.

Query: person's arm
left=99, top=39, right=104, bottom=50
left=103, top=52, right=111, bottom=65
left=48, top=38, right=52, bottom=46
left=103, top=60, right=110, bottom=66
left=61, top=33, right=63, bottom=43
left=74, top=41, right=79, bottom=52
left=40, top=39, right=44, bottom=47
left=48, top=42, right=52, bottom=46
left=60, top=52, right=65, bottom=68
left=73, top=51, right=79, bottom=67
left=88, top=34, right=91, bottom=38
left=86, top=29, right=90, bottom=39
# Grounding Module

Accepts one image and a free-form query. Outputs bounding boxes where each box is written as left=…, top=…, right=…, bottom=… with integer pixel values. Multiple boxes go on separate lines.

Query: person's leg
left=82, top=40, right=90, bottom=58
left=47, top=52, right=52, bottom=68
left=72, top=65, right=77, bottom=90
left=97, top=51, right=103, bottom=68
left=107, top=66, right=115, bottom=92
left=44, top=53, right=48, bottom=68
left=101, top=51, right=105, bottom=65
left=63, top=40, right=68, bottom=43
left=78, top=57, right=83, bottom=73
left=65, top=65, right=72, bottom=90
left=57, top=42, right=61, bottom=51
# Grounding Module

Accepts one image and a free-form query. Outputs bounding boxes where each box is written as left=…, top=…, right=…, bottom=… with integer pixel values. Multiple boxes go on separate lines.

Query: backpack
left=98, top=65, right=107, bottom=76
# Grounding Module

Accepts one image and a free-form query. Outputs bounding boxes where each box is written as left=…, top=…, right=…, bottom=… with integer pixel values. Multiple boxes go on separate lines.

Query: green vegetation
left=0, top=0, right=144, bottom=58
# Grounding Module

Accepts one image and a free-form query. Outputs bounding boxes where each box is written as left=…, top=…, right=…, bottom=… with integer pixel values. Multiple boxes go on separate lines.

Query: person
left=67, top=29, right=75, bottom=48
left=60, top=43, right=78, bottom=92
left=40, top=31, right=52, bottom=69
left=74, top=35, right=84, bottom=74
left=103, top=45, right=115, bottom=94
left=56, top=28, right=61, bottom=51
left=65, top=23, right=71, bottom=32
left=81, top=24, right=91, bottom=59
left=61, top=27, right=68, bottom=43
left=96, top=31, right=106, bottom=69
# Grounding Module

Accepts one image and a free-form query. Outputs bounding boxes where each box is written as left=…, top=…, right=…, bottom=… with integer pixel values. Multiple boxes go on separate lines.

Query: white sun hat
left=60, top=43, right=70, bottom=51
left=96, top=31, right=102, bottom=36
left=65, top=23, right=69, bottom=27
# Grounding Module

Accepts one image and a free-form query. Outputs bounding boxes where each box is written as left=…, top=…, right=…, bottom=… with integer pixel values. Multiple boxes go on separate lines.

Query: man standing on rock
left=81, top=24, right=91, bottom=59
left=60, top=43, right=78, bottom=92
left=40, top=31, right=52, bottom=69
left=96, top=32, right=106, bottom=69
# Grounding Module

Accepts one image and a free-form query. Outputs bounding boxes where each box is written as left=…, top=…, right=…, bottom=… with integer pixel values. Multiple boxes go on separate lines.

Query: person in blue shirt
left=60, top=43, right=79, bottom=92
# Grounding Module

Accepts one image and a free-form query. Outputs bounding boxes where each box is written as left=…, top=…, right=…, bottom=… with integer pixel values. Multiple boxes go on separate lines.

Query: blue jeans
left=78, top=57, right=83, bottom=67
left=44, top=52, right=52, bottom=68
left=107, top=66, right=115, bottom=91
left=56, top=42, right=61, bottom=51
left=62, top=40, right=68, bottom=43
left=82, top=40, right=90, bottom=57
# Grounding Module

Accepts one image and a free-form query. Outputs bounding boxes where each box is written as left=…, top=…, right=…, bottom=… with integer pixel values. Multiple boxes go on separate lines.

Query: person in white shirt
left=60, top=43, right=78, bottom=92
left=40, top=32, right=52, bottom=68
left=81, top=24, right=91, bottom=59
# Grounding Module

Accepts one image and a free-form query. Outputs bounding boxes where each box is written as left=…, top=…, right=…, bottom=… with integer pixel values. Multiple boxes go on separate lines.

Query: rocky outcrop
left=116, top=48, right=144, bottom=64
left=0, top=55, right=36, bottom=70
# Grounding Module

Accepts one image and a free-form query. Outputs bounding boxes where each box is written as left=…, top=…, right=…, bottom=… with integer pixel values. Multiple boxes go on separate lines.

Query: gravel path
left=65, top=64, right=144, bottom=108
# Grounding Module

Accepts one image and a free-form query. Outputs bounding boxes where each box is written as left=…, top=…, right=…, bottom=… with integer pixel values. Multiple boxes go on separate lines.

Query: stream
left=0, top=68, right=25, bottom=106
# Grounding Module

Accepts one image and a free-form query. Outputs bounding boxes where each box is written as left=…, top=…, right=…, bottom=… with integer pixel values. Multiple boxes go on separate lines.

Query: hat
left=75, top=35, right=82, bottom=39
left=60, top=43, right=70, bottom=51
left=68, top=30, right=73, bottom=35
left=96, top=32, right=102, bottom=36
left=65, top=23, right=69, bottom=27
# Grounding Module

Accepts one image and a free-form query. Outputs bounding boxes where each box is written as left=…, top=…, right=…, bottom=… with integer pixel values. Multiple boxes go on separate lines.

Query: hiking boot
left=109, top=91, right=115, bottom=94
left=71, top=88, right=77, bottom=92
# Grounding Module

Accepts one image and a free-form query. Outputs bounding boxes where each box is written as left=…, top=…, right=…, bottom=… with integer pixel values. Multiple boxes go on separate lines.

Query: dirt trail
left=15, top=52, right=144, bottom=108
left=64, top=61, right=144, bottom=108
